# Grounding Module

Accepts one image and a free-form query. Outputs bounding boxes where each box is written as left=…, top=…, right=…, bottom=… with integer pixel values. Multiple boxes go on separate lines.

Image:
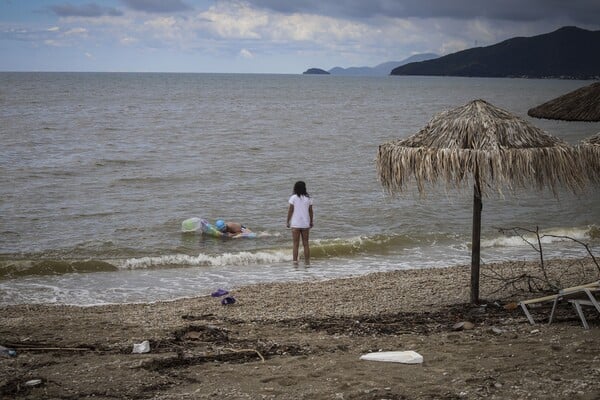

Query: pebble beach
left=2, top=258, right=600, bottom=399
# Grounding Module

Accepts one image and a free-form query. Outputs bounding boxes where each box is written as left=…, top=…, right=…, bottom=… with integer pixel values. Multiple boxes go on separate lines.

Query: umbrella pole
left=471, top=176, right=482, bottom=304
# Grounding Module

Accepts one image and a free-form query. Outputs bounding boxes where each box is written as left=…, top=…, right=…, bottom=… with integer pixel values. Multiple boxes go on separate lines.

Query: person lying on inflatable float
left=215, top=219, right=253, bottom=237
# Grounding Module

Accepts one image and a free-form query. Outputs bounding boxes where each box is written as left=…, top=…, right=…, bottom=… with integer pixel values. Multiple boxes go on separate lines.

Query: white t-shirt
left=288, top=194, right=313, bottom=228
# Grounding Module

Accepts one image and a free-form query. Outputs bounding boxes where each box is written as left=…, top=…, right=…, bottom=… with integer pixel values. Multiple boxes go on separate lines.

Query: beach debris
left=25, top=379, right=43, bottom=387
left=8, top=346, right=91, bottom=352
left=491, top=327, right=505, bottom=335
left=452, top=321, right=475, bottom=331
left=221, top=296, right=236, bottom=305
left=0, top=345, right=17, bottom=357
left=211, top=288, right=236, bottom=305
left=223, top=347, right=265, bottom=362
left=504, top=302, right=518, bottom=310
left=211, top=288, right=229, bottom=297
left=360, top=350, right=423, bottom=364
left=132, top=340, right=150, bottom=354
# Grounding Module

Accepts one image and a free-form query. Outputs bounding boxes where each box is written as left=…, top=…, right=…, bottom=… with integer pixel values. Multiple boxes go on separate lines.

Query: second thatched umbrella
left=527, top=82, right=600, bottom=122
left=580, top=132, right=600, bottom=182
left=377, top=99, right=587, bottom=304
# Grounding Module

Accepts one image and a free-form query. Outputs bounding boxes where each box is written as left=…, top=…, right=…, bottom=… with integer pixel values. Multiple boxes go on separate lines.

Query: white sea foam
left=121, top=250, right=291, bottom=269
left=482, top=226, right=593, bottom=248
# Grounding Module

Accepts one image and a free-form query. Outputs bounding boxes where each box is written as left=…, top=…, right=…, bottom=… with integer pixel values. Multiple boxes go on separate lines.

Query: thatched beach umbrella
left=582, top=132, right=600, bottom=146
left=528, top=82, right=600, bottom=122
left=377, top=99, right=587, bottom=304
left=580, top=132, right=600, bottom=182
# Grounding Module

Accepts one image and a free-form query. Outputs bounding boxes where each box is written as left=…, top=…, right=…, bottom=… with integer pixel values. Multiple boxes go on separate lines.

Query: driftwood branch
left=484, top=226, right=598, bottom=295
left=223, top=347, right=265, bottom=363
left=542, top=234, right=600, bottom=274
left=12, top=347, right=92, bottom=352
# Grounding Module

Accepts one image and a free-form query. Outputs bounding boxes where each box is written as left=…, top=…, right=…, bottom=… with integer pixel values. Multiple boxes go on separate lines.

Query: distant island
left=328, top=54, right=438, bottom=76
left=303, top=53, right=439, bottom=76
left=391, top=26, right=600, bottom=79
left=303, top=68, right=330, bottom=75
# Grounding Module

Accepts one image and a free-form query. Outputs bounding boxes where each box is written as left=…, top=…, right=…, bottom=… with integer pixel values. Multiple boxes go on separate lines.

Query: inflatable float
left=181, top=217, right=256, bottom=239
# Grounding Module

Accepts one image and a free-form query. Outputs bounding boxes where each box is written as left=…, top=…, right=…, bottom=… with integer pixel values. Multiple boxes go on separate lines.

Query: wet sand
left=1, top=258, right=600, bottom=399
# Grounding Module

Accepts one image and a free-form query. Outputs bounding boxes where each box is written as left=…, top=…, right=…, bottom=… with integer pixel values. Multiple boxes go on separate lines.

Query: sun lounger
left=548, top=281, right=600, bottom=329
left=519, top=294, right=560, bottom=325
left=518, top=281, right=600, bottom=327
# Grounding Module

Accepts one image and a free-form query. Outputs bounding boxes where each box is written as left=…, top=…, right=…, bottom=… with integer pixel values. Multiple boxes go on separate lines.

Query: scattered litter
left=491, top=327, right=505, bottom=335
left=360, top=350, right=423, bottom=364
left=25, top=379, right=42, bottom=387
left=452, top=321, right=474, bottom=331
left=530, top=329, right=540, bottom=334
left=221, top=296, right=236, bottom=305
left=211, top=288, right=229, bottom=297
left=132, top=340, right=150, bottom=354
left=0, top=345, right=17, bottom=357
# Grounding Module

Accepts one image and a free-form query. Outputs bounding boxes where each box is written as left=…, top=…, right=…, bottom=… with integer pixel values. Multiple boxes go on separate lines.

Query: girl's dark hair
left=293, top=181, right=310, bottom=197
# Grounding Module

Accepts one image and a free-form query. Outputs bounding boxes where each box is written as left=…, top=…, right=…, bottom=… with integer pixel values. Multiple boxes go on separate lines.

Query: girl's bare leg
left=292, top=228, right=301, bottom=264
left=300, top=228, right=310, bottom=265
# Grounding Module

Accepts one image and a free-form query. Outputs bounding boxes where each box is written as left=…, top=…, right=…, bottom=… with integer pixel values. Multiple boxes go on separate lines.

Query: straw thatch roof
left=377, top=99, right=586, bottom=197
left=580, top=132, right=600, bottom=182
left=582, top=132, right=600, bottom=146
left=527, top=82, right=600, bottom=122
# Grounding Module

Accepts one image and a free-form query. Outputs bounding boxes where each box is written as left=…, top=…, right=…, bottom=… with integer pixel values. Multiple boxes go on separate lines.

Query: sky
left=1, top=0, right=599, bottom=74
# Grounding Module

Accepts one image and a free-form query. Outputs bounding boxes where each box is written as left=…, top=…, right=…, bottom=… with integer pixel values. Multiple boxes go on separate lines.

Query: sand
left=1, top=258, right=600, bottom=399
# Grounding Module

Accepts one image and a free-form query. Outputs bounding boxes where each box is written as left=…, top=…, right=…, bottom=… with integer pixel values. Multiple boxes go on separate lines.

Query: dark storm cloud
left=246, top=0, right=600, bottom=24
left=49, top=3, right=123, bottom=17
left=120, top=0, right=192, bottom=13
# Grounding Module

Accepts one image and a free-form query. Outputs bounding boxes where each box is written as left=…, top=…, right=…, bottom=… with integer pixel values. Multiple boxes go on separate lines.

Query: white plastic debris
left=132, top=340, right=150, bottom=354
left=359, top=350, right=423, bottom=364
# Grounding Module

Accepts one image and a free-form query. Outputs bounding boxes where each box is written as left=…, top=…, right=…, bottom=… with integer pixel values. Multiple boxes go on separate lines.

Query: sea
left=1, top=72, right=599, bottom=306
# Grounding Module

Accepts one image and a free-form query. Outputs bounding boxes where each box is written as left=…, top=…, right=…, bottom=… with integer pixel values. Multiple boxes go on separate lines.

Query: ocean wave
left=482, top=225, right=597, bottom=248
left=0, top=232, right=450, bottom=278
left=121, top=250, right=290, bottom=269
left=312, top=234, right=408, bottom=257
left=119, top=233, right=441, bottom=269
left=0, top=259, right=118, bottom=280
left=5, top=227, right=592, bottom=280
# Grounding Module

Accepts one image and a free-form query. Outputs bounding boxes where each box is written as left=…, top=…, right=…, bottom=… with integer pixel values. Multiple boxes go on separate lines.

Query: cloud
left=144, top=16, right=177, bottom=30
left=245, top=0, right=600, bottom=24
left=49, top=3, right=123, bottom=17
left=64, top=27, right=88, bottom=37
left=4, top=0, right=598, bottom=73
left=120, top=0, right=192, bottom=13
left=0, top=24, right=89, bottom=47
left=239, top=48, right=253, bottom=58
left=197, top=2, right=370, bottom=43
left=120, top=36, right=138, bottom=45
left=44, top=39, right=60, bottom=46
left=198, top=2, right=267, bottom=39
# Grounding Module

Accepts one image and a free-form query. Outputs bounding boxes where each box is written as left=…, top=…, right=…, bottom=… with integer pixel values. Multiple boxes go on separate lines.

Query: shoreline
left=2, top=258, right=600, bottom=399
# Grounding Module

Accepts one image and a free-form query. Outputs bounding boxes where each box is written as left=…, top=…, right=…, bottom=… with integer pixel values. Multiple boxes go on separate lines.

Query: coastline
left=2, top=258, right=599, bottom=399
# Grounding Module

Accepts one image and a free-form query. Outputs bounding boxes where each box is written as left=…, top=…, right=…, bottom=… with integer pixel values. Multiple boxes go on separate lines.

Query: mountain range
left=327, top=53, right=439, bottom=76
left=391, top=26, right=600, bottom=79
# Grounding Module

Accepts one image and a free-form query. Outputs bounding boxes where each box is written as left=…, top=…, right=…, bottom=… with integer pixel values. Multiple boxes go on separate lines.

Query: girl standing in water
left=286, top=181, right=314, bottom=265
